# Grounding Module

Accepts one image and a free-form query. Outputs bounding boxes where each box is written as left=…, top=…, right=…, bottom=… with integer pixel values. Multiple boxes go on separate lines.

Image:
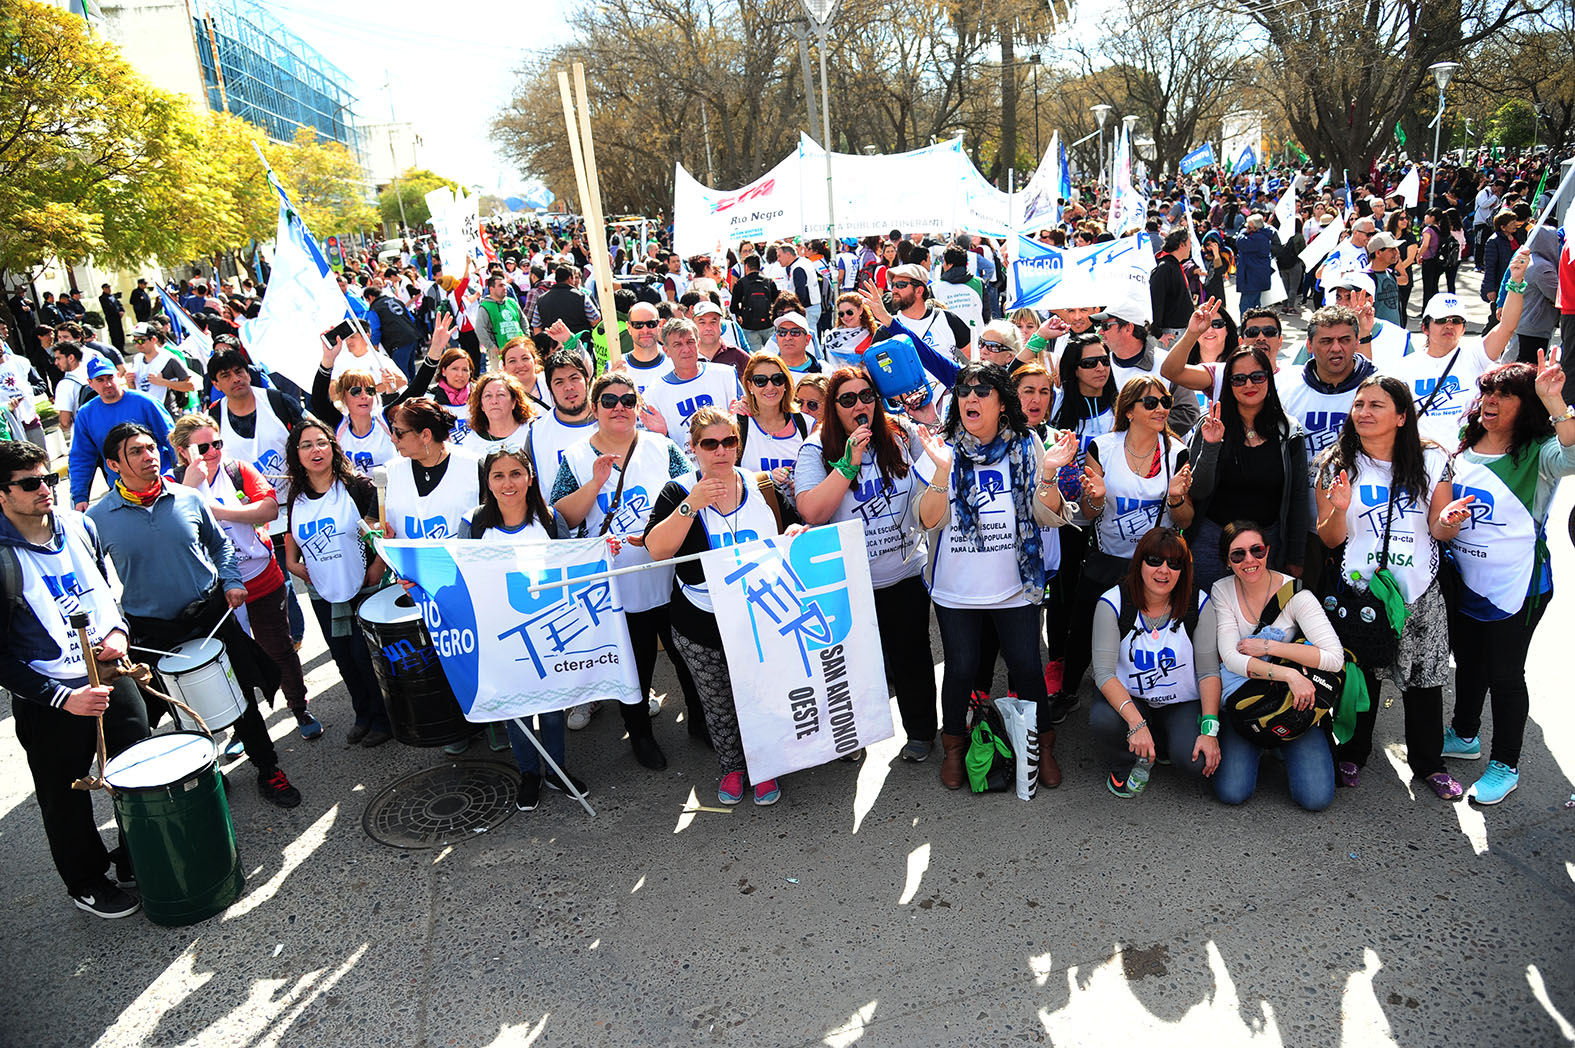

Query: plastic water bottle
left=1128, top=756, right=1153, bottom=794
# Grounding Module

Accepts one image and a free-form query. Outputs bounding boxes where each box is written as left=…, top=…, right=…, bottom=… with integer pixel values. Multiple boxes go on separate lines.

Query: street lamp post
left=800, top=0, right=842, bottom=245
left=1427, top=61, right=1459, bottom=208
left=1121, top=114, right=1139, bottom=186
left=1091, top=103, right=1112, bottom=187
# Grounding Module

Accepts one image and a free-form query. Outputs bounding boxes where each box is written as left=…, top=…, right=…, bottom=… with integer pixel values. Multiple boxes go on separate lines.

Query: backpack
left=1438, top=232, right=1461, bottom=268
left=736, top=279, right=774, bottom=329
left=1115, top=583, right=1201, bottom=642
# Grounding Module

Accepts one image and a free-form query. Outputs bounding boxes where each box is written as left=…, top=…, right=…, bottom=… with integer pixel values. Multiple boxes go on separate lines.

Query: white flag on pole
left=239, top=201, right=349, bottom=392
left=1016, top=130, right=1063, bottom=234
left=1395, top=165, right=1421, bottom=209
left=1298, top=214, right=1347, bottom=268
left=1273, top=174, right=1301, bottom=234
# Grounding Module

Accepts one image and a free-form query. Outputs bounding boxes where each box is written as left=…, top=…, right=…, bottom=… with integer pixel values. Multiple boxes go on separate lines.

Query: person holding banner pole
left=644, top=408, right=797, bottom=806
left=552, top=373, right=699, bottom=767
left=795, top=366, right=938, bottom=763
left=913, top=364, right=1079, bottom=790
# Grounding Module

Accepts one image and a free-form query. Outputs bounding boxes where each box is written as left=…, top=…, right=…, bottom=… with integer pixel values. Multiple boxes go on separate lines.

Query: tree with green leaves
left=379, top=168, right=461, bottom=228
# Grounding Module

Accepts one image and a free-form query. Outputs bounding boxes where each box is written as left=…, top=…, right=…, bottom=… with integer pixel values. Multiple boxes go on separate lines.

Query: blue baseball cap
left=86, top=357, right=115, bottom=380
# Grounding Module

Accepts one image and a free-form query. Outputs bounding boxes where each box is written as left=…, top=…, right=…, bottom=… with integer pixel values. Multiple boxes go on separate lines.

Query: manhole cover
left=362, top=760, right=519, bottom=849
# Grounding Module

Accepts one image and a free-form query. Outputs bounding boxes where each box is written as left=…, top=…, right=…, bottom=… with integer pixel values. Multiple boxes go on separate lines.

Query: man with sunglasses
left=618, top=301, right=673, bottom=397
left=860, top=263, right=973, bottom=384
left=0, top=439, right=152, bottom=918
left=642, top=318, right=745, bottom=462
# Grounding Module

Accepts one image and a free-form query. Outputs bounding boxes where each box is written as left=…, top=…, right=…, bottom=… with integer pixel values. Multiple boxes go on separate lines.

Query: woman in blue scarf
left=915, top=363, right=1078, bottom=791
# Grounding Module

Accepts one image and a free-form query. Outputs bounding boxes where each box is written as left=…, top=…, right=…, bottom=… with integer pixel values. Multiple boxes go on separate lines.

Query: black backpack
left=1115, top=583, right=1201, bottom=641
left=1438, top=232, right=1460, bottom=268
left=736, top=278, right=774, bottom=329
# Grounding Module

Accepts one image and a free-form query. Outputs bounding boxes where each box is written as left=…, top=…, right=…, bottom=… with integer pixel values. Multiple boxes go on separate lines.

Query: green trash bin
left=104, top=732, right=244, bottom=926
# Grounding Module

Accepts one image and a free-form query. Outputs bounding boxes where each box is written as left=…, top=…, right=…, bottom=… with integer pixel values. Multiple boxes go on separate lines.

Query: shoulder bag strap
left=1416, top=348, right=1463, bottom=418
left=596, top=432, right=639, bottom=536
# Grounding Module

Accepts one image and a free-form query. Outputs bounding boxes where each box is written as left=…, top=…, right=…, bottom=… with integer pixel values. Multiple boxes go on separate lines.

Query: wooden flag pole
left=555, top=70, right=611, bottom=361
left=571, top=62, right=624, bottom=370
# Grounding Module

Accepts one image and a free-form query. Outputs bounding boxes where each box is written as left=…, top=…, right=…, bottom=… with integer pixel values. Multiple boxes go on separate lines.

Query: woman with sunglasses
left=170, top=413, right=317, bottom=738
left=914, top=363, right=1078, bottom=789
left=1158, top=298, right=1236, bottom=402
left=1210, top=521, right=1344, bottom=809
left=461, top=371, right=534, bottom=454
left=1090, top=526, right=1220, bottom=797
left=795, top=374, right=829, bottom=430
left=1059, top=376, right=1193, bottom=720
left=1316, top=374, right=1477, bottom=798
left=1187, top=345, right=1310, bottom=591
left=385, top=397, right=481, bottom=541
left=315, top=320, right=443, bottom=476
left=796, top=366, right=939, bottom=762
left=1386, top=211, right=1419, bottom=326
left=645, top=408, right=798, bottom=806
left=552, top=373, right=699, bottom=767
left=282, top=419, right=391, bottom=746
left=1441, top=355, right=1575, bottom=804
left=461, top=446, right=588, bottom=810
left=822, top=292, right=878, bottom=371
left=736, top=353, right=808, bottom=487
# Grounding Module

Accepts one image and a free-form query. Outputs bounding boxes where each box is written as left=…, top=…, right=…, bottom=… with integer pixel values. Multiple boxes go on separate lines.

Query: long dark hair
left=1321, top=375, right=1432, bottom=502
left=942, top=362, right=1029, bottom=443
left=469, top=447, right=556, bottom=535
left=1052, top=334, right=1115, bottom=431
left=1218, top=346, right=1289, bottom=442
left=1122, top=526, right=1195, bottom=626
left=284, top=419, right=363, bottom=530
left=817, top=366, right=910, bottom=483
left=1459, top=362, right=1552, bottom=458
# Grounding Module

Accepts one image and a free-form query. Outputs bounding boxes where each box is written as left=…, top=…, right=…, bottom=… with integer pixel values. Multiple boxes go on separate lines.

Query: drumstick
left=69, top=612, right=109, bottom=793
left=201, top=604, right=234, bottom=645
left=373, top=464, right=389, bottom=535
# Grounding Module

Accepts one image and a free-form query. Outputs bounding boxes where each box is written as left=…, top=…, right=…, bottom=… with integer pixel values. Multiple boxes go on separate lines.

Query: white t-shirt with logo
left=1339, top=449, right=1448, bottom=603
left=922, top=453, right=1025, bottom=609
left=1390, top=336, right=1494, bottom=449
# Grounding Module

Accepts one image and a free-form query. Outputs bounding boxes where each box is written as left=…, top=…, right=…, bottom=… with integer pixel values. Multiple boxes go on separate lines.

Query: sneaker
left=1106, top=773, right=1138, bottom=799
left=223, top=736, right=245, bottom=758
left=544, top=769, right=589, bottom=796
left=71, top=880, right=140, bottom=919
left=1337, top=761, right=1360, bottom=788
left=295, top=710, right=324, bottom=740
left=257, top=767, right=302, bottom=808
left=1441, top=726, right=1482, bottom=760
left=838, top=748, right=865, bottom=764
left=515, top=772, right=541, bottom=812
left=443, top=735, right=475, bottom=756
left=900, top=739, right=933, bottom=763
left=1045, top=692, right=1078, bottom=726
left=717, top=771, right=745, bottom=805
left=1467, top=761, right=1519, bottom=805
left=486, top=723, right=510, bottom=752
left=753, top=779, right=781, bottom=806
left=1424, top=771, right=1464, bottom=800
left=361, top=728, right=393, bottom=748
left=566, top=701, right=600, bottom=731
left=630, top=734, right=668, bottom=770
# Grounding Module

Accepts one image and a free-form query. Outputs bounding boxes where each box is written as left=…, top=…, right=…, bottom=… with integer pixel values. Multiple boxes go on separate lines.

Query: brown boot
left=940, top=732, right=968, bottom=790
left=1038, top=729, right=1062, bottom=789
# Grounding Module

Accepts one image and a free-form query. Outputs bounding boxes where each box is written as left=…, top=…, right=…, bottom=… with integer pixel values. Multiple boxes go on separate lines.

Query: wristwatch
left=1550, top=406, right=1575, bottom=426
left=677, top=502, right=695, bottom=518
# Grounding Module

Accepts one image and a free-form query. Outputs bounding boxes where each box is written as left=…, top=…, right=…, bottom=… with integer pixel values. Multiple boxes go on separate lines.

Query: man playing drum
left=0, top=440, right=150, bottom=918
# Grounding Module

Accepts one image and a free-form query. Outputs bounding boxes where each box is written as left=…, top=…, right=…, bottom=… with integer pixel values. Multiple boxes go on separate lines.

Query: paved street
left=2, top=266, right=1572, bottom=1047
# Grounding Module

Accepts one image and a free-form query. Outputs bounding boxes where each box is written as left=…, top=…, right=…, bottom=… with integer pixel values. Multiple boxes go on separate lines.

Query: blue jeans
left=1090, top=697, right=1206, bottom=782
left=1239, top=289, right=1263, bottom=311
left=388, top=341, right=419, bottom=379
left=505, top=713, right=567, bottom=777
left=1212, top=715, right=1334, bottom=811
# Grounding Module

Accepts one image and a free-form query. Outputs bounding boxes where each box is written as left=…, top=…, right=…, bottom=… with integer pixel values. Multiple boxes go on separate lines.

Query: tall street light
left=800, top=0, right=842, bottom=245
left=1091, top=103, right=1112, bottom=187
left=1427, top=60, right=1459, bottom=208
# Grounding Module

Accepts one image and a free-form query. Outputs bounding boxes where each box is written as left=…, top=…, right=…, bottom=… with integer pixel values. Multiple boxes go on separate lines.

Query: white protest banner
left=701, top=521, right=895, bottom=783
left=672, top=153, right=802, bottom=260
left=1298, top=214, right=1346, bottom=268
left=956, top=157, right=1012, bottom=238
left=1007, top=232, right=1157, bottom=319
left=1015, top=131, right=1063, bottom=235
left=240, top=200, right=349, bottom=392
left=425, top=186, right=467, bottom=273
left=376, top=537, right=642, bottom=721
left=820, top=325, right=873, bottom=371
left=798, top=134, right=968, bottom=238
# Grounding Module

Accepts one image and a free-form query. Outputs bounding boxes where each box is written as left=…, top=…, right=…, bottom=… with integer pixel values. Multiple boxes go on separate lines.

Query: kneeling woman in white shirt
left=1211, top=521, right=1344, bottom=811
left=914, top=362, right=1078, bottom=791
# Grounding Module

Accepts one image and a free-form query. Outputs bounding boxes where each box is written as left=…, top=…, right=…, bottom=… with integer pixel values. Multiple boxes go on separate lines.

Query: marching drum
left=104, top=732, right=245, bottom=926
left=357, top=586, right=472, bottom=747
left=158, top=639, right=247, bottom=731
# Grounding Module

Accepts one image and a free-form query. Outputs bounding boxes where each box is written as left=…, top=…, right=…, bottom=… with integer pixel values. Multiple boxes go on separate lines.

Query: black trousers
left=1450, top=600, right=1547, bottom=768
left=624, top=605, right=702, bottom=737
left=873, top=574, right=938, bottom=742
left=13, top=678, right=149, bottom=895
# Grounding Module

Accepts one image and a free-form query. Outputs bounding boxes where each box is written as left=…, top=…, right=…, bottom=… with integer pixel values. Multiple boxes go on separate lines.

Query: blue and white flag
left=240, top=200, right=350, bottom=392
left=1016, top=130, right=1065, bottom=234
left=376, top=537, right=643, bottom=721
left=1234, top=145, right=1257, bottom=174
left=155, top=284, right=214, bottom=370
left=702, top=521, right=894, bottom=782
left=1180, top=144, right=1216, bottom=174
left=1007, top=232, right=1157, bottom=321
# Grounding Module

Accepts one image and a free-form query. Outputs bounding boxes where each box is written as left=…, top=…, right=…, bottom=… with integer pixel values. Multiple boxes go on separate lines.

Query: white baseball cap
left=1330, top=271, right=1375, bottom=297
left=1422, top=292, right=1467, bottom=322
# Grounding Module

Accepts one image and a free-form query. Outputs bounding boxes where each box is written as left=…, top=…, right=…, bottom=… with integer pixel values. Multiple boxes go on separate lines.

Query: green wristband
left=830, top=438, right=860, bottom=481
left=1198, top=715, right=1220, bottom=737
left=1026, top=333, right=1051, bottom=352
left=1506, top=279, right=1528, bottom=294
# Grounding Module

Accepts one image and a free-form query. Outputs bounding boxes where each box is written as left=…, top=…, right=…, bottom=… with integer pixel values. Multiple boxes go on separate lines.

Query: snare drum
left=357, top=586, right=473, bottom=747
left=104, top=732, right=245, bottom=926
left=158, top=639, right=247, bottom=731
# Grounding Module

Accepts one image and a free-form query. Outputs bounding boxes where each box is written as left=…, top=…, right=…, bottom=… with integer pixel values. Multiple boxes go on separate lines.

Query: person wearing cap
left=858, top=263, right=973, bottom=387
left=127, top=322, right=194, bottom=416
left=1365, top=231, right=1403, bottom=326
left=768, top=312, right=821, bottom=374
left=1323, top=270, right=1412, bottom=373
left=1092, top=303, right=1202, bottom=434
left=692, top=300, right=750, bottom=376
left=67, top=360, right=175, bottom=510
left=1395, top=249, right=1531, bottom=448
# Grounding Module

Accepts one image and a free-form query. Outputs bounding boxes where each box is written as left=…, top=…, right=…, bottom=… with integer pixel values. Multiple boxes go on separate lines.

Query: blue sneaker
left=1441, top=726, right=1481, bottom=760
left=1467, top=761, right=1519, bottom=805
left=295, top=710, right=324, bottom=740
left=223, top=736, right=245, bottom=758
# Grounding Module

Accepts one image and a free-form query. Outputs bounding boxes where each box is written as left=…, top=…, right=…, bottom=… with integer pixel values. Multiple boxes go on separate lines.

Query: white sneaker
left=647, top=692, right=662, bottom=716
left=566, top=701, right=601, bottom=731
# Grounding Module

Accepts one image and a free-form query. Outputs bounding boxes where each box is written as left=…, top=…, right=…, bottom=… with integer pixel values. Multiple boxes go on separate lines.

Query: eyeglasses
left=1436, top=316, right=1467, bottom=326
left=696, top=435, right=740, bottom=451
left=836, top=389, right=877, bottom=408
left=1137, top=394, right=1173, bottom=411
left=299, top=440, right=333, bottom=452
left=629, top=319, right=659, bottom=329
left=1099, top=320, right=1122, bottom=332
left=889, top=280, right=916, bottom=289
left=800, top=398, right=821, bottom=412
left=599, top=392, right=639, bottom=409
left=837, top=308, right=859, bottom=319
left=191, top=439, right=225, bottom=455
left=1, top=473, right=60, bottom=492
left=1241, top=325, right=1280, bottom=339
left=775, top=328, right=807, bottom=338
left=979, top=341, right=1010, bottom=354
left=1142, top=554, right=1186, bottom=570
left=955, top=383, right=994, bottom=399
left=1077, top=355, right=1111, bottom=370
left=344, top=385, right=371, bottom=398
left=1229, top=370, right=1269, bottom=387
left=1228, top=544, right=1268, bottom=564
left=749, top=372, right=788, bottom=388
left=391, top=427, right=411, bottom=439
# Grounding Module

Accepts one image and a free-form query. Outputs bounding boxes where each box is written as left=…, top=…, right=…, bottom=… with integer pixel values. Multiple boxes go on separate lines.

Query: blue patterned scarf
left=951, top=428, right=1046, bottom=598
